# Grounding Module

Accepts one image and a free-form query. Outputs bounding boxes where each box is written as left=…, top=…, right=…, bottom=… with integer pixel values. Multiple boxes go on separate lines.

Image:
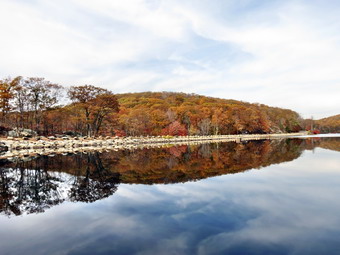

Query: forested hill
left=114, top=92, right=303, bottom=136
left=316, top=114, right=340, bottom=133
left=0, top=76, right=303, bottom=136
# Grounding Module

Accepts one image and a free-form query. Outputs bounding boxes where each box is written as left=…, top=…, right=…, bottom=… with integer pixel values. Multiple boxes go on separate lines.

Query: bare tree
left=23, top=77, right=63, bottom=131
left=198, top=118, right=211, bottom=135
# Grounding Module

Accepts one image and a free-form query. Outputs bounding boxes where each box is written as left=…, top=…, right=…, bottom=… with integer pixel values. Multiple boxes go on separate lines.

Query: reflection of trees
left=198, top=143, right=212, bottom=158
left=0, top=168, right=19, bottom=216
left=0, top=153, right=120, bottom=216
left=0, top=137, right=338, bottom=217
left=316, top=138, right=340, bottom=152
left=0, top=168, right=64, bottom=216
left=116, top=139, right=306, bottom=184
left=69, top=152, right=120, bottom=203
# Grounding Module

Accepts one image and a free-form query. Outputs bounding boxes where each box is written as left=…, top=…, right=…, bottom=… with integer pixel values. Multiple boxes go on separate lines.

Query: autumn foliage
left=315, top=114, right=340, bottom=133
left=161, top=121, right=188, bottom=136
left=0, top=76, right=309, bottom=137
left=115, top=92, right=303, bottom=136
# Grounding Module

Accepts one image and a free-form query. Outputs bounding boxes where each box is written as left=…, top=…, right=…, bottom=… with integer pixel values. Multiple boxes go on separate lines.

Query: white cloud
left=0, top=0, right=339, bottom=118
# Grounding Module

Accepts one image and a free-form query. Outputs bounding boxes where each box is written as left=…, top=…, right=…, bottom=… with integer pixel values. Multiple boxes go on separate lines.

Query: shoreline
left=0, top=132, right=308, bottom=160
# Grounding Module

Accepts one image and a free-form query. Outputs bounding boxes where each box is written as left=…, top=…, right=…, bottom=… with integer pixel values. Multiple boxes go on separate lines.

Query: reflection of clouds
left=115, top=184, right=164, bottom=203
left=1, top=148, right=340, bottom=254
left=194, top=148, right=340, bottom=254
left=277, top=148, right=340, bottom=173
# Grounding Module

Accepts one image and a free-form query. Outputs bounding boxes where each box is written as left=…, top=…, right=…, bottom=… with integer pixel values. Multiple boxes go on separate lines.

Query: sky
left=0, top=0, right=339, bottom=119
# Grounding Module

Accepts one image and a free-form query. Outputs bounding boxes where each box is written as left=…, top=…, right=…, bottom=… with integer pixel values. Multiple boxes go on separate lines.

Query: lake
left=0, top=136, right=340, bottom=255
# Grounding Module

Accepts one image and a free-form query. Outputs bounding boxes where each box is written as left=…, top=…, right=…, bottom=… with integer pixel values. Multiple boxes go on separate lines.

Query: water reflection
left=0, top=138, right=339, bottom=217
left=0, top=152, right=120, bottom=216
left=0, top=137, right=340, bottom=255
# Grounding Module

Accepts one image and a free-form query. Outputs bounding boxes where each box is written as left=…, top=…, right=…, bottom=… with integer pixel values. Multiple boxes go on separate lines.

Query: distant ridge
left=316, top=114, right=340, bottom=133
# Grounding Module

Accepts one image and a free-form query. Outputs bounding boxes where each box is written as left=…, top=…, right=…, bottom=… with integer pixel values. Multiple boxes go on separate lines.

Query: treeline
left=315, top=115, right=340, bottom=133
left=0, top=76, right=304, bottom=137
left=0, top=76, right=118, bottom=136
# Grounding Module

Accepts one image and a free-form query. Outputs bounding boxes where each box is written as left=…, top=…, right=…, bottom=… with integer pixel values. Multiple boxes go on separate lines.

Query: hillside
left=0, top=75, right=304, bottom=136
left=316, top=114, right=340, bottom=133
left=113, top=92, right=303, bottom=136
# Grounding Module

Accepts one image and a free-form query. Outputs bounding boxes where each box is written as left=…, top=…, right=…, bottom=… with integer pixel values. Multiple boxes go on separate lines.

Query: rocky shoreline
left=0, top=132, right=308, bottom=160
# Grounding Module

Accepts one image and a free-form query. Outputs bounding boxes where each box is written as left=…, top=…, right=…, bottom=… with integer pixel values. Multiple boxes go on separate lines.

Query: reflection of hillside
left=295, top=137, right=340, bottom=152
left=0, top=138, right=339, bottom=217
left=115, top=139, right=304, bottom=184
left=318, top=138, right=340, bottom=152
left=2, top=140, right=304, bottom=185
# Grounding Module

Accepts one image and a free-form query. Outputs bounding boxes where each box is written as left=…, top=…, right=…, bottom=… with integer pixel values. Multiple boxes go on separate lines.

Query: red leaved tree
left=162, top=121, right=188, bottom=136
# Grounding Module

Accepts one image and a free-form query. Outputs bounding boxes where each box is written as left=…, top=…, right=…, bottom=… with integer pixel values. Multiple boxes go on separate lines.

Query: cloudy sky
left=0, top=0, right=339, bottom=118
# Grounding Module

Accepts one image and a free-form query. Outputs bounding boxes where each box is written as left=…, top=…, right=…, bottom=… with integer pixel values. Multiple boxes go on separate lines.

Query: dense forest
left=115, top=92, right=303, bottom=136
left=0, top=75, right=334, bottom=137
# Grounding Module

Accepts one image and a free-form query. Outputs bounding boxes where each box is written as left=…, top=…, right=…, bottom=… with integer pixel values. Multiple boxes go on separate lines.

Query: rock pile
left=0, top=132, right=307, bottom=160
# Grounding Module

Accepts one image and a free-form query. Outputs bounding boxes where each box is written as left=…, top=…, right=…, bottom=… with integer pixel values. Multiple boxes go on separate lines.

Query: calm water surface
left=0, top=137, right=340, bottom=255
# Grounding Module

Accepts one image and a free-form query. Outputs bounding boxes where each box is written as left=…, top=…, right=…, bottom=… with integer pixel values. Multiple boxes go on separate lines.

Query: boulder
left=8, top=128, right=37, bottom=138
